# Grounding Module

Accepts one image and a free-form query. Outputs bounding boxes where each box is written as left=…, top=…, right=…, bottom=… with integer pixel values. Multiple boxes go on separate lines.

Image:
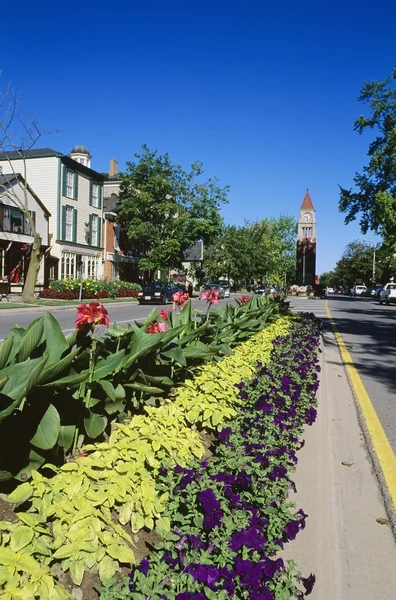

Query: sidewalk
left=283, top=324, right=396, bottom=599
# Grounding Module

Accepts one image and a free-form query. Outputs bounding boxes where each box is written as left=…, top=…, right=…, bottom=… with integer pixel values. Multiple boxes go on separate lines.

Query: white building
left=0, top=172, right=50, bottom=288
left=0, top=146, right=104, bottom=282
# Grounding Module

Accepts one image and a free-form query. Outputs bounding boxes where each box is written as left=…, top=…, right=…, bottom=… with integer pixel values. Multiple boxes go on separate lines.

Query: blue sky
left=2, top=0, right=395, bottom=273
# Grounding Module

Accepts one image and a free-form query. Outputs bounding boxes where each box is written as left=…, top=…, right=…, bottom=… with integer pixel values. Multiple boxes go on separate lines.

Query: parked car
left=327, top=287, right=334, bottom=293
left=379, top=283, right=396, bottom=305
left=137, top=281, right=183, bottom=305
left=362, top=287, right=378, bottom=297
left=255, top=284, right=275, bottom=295
left=213, top=279, right=230, bottom=298
left=350, top=285, right=367, bottom=297
left=201, top=283, right=225, bottom=299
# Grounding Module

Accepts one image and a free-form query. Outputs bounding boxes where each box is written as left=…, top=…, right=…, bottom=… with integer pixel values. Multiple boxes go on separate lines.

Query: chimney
left=109, top=158, right=118, bottom=177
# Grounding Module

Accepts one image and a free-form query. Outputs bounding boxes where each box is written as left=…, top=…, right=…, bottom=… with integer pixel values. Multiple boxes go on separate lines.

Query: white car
left=379, top=283, right=396, bottom=305
left=350, top=285, right=367, bottom=297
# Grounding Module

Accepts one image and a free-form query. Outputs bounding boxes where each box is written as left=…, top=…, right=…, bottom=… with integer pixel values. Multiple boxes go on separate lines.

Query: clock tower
left=296, top=189, right=316, bottom=286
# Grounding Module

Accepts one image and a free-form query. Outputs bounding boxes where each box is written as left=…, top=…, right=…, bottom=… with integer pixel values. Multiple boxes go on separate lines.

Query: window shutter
left=88, top=214, right=92, bottom=246
left=98, top=184, right=102, bottom=209
left=72, top=209, right=77, bottom=243
left=62, top=167, right=67, bottom=196
left=62, top=205, right=66, bottom=240
left=73, top=172, right=79, bottom=200
left=97, top=216, right=101, bottom=247
left=89, top=181, right=93, bottom=206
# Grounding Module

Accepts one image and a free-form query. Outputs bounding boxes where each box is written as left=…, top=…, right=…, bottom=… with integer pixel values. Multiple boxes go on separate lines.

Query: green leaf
left=39, top=347, right=81, bottom=384
left=84, top=411, right=107, bottom=438
left=7, top=482, right=34, bottom=503
left=41, top=313, right=69, bottom=362
left=57, top=425, right=76, bottom=450
left=10, top=525, right=34, bottom=552
left=98, top=555, right=118, bottom=583
left=124, top=382, right=164, bottom=394
left=0, top=336, right=14, bottom=370
left=42, top=371, right=88, bottom=388
left=14, top=449, right=46, bottom=482
left=98, top=380, right=116, bottom=401
left=91, top=350, right=125, bottom=381
left=161, top=344, right=186, bottom=366
left=30, top=404, right=60, bottom=450
left=53, top=544, right=74, bottom=559
left=69, top=559, right=85, bottom=585
left=16, top=318, right=45, bottom=362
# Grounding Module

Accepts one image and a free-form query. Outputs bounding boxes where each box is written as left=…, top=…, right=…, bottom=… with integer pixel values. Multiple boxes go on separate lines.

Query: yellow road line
left=326, top=301, right=396, bottom=509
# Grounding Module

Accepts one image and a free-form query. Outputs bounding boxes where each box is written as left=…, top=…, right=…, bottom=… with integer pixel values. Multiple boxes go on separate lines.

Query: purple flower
left=186, top=563, right=220, bottom=589
left=204, top=509, right=224, bottom=531
left=283, top=519, right=301, bottom=541
left=239, top=390, right=249, bottom=399
left=301, top=573, right=316, bottom=595
left=138, top=558, right=149, bottom=576
left=188, top=535, right=206, bottom=550
left=235, top=472, right=252, bottom=490
left=269, top=465, right=287, bottom=481
left=255, top=399, right=274, bottom=413
left=219, top=566, right=236, bottom=595
left=218, top=427, right=232, bottom=442
left=229, top=528, right=267, bottom=551
left=161, top=552, right=178, bottom=568
left=199, top=488, right=221, bottom=511
left=235, top=558, right=263, bottom=588
left=262, top=557, right=284, bottom=578
left=305, top=406, right=317, bottom=425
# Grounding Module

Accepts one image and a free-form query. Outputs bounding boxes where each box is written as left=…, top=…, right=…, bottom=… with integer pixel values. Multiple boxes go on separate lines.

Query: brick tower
left=296, top=189, right=316, bottom=286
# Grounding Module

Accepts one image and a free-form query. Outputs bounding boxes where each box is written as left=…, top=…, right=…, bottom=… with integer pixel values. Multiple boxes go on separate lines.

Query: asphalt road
left=290, top=294, right=396, bottom=455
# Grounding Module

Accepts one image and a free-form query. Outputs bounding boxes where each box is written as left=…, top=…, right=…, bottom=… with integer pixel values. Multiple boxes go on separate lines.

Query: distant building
left=0, top=172, right=50, bottom=289
left=101, top=159, right=140, bottom=282
left=296, top=189, right=316, bottom=286
left=0, top=146, right=104, bottom=284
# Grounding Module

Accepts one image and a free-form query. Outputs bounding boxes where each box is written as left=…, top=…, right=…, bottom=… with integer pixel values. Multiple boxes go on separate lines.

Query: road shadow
left=323, top=297, right=396, bottom=397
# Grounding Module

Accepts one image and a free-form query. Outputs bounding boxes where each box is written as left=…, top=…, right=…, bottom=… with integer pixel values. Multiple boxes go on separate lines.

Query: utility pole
left=372, top=246, right=376, bottom=284
left=302, top=246, right=306, bottom=285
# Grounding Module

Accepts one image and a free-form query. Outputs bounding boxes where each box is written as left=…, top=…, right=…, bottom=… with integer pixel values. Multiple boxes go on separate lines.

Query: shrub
left=38, top=279, right=141, bottom=299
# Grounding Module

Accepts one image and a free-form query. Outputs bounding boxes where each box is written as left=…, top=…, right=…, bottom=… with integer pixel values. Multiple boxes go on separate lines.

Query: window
left=62, top=205, right=77, bottom=242
left=88, top=214, right=101, bottom=246
left=302, top=227, right=312, bottom=238
left=89, top=182, right=101, bottom=208
left=65, top=206, right=73, bottom=241
left=66, top=171, right=74, bottom=198
left=0, top=205, right=34, bottom=235
left=62, top=167, right=78, bottom=200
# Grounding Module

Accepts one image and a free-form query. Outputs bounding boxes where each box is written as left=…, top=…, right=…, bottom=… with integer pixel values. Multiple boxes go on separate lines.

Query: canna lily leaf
left=30, top=404, right=61, bottom=450
left=84, top=411, right=107, bottom=438
left=16, top=318, right=45, bottom=362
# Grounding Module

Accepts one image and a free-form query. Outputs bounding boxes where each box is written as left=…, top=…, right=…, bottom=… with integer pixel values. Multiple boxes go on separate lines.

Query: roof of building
left=103, top=193, right=121, bottom=214
left=70, top=145, right=91, bottom=156
left=0, top=148, right=63, bottom=160
left=0, top=173, right=51, bottom=215
left=300, top=189, right=314, bottom=210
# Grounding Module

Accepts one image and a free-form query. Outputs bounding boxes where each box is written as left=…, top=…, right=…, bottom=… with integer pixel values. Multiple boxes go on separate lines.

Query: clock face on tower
left=303, top=213, right=311, bottom=222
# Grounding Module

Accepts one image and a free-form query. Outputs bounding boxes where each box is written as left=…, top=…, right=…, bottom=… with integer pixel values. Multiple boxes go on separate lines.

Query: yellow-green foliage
left=3, top=316, right=292, bottom=594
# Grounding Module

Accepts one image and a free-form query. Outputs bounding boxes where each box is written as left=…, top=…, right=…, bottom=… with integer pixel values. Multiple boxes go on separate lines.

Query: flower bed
left=104, top=314, right=321, bottom=599
left=39, top=279, right=141, bottom=299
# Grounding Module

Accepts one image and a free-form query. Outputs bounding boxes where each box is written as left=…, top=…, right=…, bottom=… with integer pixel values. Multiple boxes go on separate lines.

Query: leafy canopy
left=118, top=145, right=229, bottom=271
left=204, top=215, right=296, bottom=285
left=339, top=66, right=396, bottom=244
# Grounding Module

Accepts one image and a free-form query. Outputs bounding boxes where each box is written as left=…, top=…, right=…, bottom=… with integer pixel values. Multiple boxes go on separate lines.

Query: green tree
left=118, top=145, right=228, bottom=273
left=339, top=67, right=396, bottom=244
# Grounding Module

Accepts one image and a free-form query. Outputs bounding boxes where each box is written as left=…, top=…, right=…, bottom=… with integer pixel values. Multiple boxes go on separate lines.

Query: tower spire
left=300, top=189, right=314, bottom=210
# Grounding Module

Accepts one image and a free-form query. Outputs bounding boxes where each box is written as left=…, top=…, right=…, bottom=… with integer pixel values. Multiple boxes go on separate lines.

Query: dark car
left=201, top=283, right=225, bottom=299
left=137, top=281, right=183, bottom=305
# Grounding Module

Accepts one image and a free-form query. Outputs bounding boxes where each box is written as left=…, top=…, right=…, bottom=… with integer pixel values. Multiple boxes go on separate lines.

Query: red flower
left=201, top=289, right=220, bottom=305
left=75, top=302, right=110, bottom=331
left=238, top=295, right=251, bottom=305
left=159, top=309, right=170, bottom=321
left=147, top=321, right=168, bottom=334
left=172, top=291, right=190, bottom=307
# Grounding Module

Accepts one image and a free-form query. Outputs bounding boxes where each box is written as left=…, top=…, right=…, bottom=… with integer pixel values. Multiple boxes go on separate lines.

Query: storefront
left=105, top=252, right=139, bottom=283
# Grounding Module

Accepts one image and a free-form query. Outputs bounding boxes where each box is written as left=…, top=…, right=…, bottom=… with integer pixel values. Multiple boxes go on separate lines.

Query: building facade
left=0, top=173, right=50, bottom=288
left=296, top=189, right=316, bottom=286
left=0, top=146, right=104, bottom=284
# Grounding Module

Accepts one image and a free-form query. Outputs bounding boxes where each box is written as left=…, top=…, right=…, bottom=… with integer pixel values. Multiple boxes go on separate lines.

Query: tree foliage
left=319, top=240, right=395, bottom=289
left=118, top=145, right=229, bottom=272
left=204, top=215, right=296, bottom=286
left=339, top=66, right=396, bottom=244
